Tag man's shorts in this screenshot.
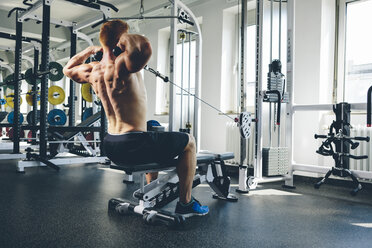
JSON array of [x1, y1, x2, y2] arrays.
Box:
[[103, 131, 189, 165]]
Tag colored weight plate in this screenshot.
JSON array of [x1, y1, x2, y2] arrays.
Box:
[[8, 128, 25, 141], [47, 109, 67, 126], [49, 62, 64, 82], [4, 73, 25, 90], [25, 68, 42, 85], [7, 111, 24, 124], [0, 111, 8, 122], [4, 74, 14, 90], [0, 99, 6, 105], [82, 107, 93, 121], [81, 83, 93, 102], [26, 90, 40, 106], [48, 85, 65, 105], [27, 130, 33, 142], [26, 110, 41, 125], [5, 94, 23, 109]]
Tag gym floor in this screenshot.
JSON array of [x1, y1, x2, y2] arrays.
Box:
[[1, 161, 372, 248]]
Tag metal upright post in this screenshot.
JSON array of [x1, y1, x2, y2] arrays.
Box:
[[240, 0, 248, 166], [255, 0, 264, 180], [40, 0, 51, 158], [13, 10, 23, 154], [69, 30, 77, 126], [100, 108, 107, 156], [169, 0, 178, 132], [237, 0, 249, 193], [32, 48, 39, 144], [285, 0, 295, 187]]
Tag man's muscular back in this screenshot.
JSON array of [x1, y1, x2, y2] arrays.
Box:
[[63, 20, 152, 134]]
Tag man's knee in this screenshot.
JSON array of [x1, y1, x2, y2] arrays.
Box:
[[184, 134, 195, 152]]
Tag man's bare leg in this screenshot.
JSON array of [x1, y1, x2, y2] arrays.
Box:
[[145, 172, 158, 184], [176, 134, 196, 204]]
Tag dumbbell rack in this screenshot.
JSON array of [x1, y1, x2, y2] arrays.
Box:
[[314, 102, 370, 195]]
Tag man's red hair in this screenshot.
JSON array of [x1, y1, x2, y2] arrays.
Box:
[[99, 20, 129, 48]]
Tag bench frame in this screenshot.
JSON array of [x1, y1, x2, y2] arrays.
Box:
[[108, 152, 237, 226]]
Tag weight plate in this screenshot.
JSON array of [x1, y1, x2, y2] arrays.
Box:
[[47, 109, 67, 126], [49, 62, 64, 82], [5, 94, 23, 109], [7, 111, 24, 124], [0, 111, 8, 122], [4, 74, 14, 90], [25, 68, 42, 85], [48, 85, 65, 105], [81, 83, 93, 102], [26, 90, 40, 106], [8, 128, 25, 141], [26, 110, 41, 125], [82, 107, 93, 121]]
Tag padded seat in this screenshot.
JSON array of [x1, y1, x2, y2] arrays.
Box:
[[199, 151, 234, 161], [110, 153, 216, 174]]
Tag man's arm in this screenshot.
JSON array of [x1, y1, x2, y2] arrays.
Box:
[[63, 46, 102, 84], [116, 34, 152, 74]]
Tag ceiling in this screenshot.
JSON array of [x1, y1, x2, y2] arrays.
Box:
[[0, 0, 206, 69]]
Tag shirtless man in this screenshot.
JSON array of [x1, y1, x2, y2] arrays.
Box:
[[63, 20, 208, 217]]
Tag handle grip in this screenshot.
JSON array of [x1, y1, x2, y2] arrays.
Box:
[[345, 154, 368, 160], [314, 134, 327, 139], [354, 136, 370, 142]]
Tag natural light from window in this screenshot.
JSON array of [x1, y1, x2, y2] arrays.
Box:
[[344, 0, 372, 103]]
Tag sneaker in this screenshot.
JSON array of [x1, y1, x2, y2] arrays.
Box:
[[175, 197, 209, 217]]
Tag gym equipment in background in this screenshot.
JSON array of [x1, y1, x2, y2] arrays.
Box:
[[82, 107, 93, 121], [144, 65, 253, 140], [109, 152, 236, 227], [47, 109, 67, 126], [7, 111, 24, 124], [26, 110, 40, 125], [81, 83, 93, 102], [26, 90, 40, 106], [314, 102, 370, 195], [5, 94, 23, 108], [48, 86, 65, 105]]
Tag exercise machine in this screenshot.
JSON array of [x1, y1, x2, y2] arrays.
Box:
[[314, 102, 369, 195], [109, 152, 237, 227]]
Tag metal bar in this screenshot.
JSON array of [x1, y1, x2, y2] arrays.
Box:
[[100, 107, 107, 156], [292, 163, 372, 180], [18, 0, 44, 21], [32, 47, 39, 144], [13, 11, 23, 154], [187, 32, 191, 124], [73, 14, 106, 33], [240, 0, 247, 165], [168, 0, 178, 132], [255, 0, 264, 179], [177, 1, 202, 150], [64, 0, 115, 11], [39, 0, 51, 158], [285, 0, 295, 187], [292, 103, 366, 112], [22, 14, 74, 27], [180, 33, 184, 129], [69, 29, 77, 126], [0, 32, 41, 44]]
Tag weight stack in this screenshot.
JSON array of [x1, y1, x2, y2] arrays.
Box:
[[262, 147, 289, 176]]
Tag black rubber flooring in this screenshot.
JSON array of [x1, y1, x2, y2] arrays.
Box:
[[0, 161, 372, 248]]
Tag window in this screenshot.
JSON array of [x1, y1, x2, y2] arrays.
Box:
[[340, 0, 372, 103]]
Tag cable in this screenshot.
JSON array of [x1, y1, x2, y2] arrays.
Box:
[[144, 65, 236, 121]]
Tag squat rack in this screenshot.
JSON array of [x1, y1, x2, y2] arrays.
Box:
[[8, 0, 118, 172]]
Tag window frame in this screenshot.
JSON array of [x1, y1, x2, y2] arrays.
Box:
[[336, 0, 371, 103]]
